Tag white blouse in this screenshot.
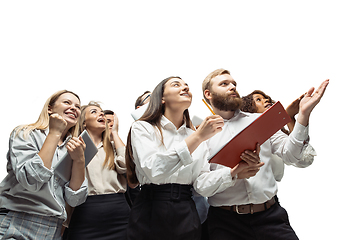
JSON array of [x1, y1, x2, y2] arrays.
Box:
[[130, 116, 237, 197]]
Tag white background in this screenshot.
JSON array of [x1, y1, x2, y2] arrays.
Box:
[[0, 1, 359, 239]]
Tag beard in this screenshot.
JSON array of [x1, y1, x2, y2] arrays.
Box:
[[210, 90, 243, 112]]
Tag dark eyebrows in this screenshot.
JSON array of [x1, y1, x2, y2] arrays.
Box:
[[170, 80, 188, 86], [170, 80, 181, 85]]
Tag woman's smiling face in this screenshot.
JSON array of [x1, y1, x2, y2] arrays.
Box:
[[162, 77, 192, 111], [48, 92, 81, 128]]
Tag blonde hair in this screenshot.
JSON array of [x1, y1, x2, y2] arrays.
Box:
[[202, 68, 231, 104], [15, 90, 80, 138], [77, 101, 115, 170]]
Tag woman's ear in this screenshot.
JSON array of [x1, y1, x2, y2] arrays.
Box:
[[48, 105, 53, 115]]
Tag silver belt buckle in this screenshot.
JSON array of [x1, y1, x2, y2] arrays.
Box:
[[235, 205, 247, 214], [235, 205, 242, 214], [235, 204, 254, 214]]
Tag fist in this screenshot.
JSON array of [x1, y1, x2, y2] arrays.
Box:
[[49, 113, 67, 135]]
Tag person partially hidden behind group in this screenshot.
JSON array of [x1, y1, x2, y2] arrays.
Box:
[[0, 90, 88, 240], [64, 102, 129, 239], [125, 76, 263, 240], [135, 91, 151, 109], [241, 90, 317, 181]]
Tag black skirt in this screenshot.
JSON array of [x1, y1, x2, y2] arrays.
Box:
[[65, 192, 130, 240], [127, 184, 201, 240]]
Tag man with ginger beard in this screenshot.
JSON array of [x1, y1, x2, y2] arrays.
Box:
[[202, 69, 329, 240]]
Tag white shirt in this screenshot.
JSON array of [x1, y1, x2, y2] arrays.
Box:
[[130, 116, 237, 197], [0, 128, 88, 220], [206, 110, 310, 206]]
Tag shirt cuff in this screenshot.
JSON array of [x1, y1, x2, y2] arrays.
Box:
[[175, 140, 193, 166], [224, 167, 237, 186], [64, 178, 88, 207], [32, 157, 53, 182], [115, 146, 126, 157], [292, 121, 309, 142]]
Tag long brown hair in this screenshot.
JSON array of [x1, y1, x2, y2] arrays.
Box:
[[125, 76, 192, 185], [15, 90, 80, 138], [77, 101, 115, 170]]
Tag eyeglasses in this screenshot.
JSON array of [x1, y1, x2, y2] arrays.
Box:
[[140, 94, 151, 106]]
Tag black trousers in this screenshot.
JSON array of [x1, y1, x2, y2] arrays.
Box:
[[65, 193, 130, 240], [127, 184, 201, 240], [207, 196, 299, 240]]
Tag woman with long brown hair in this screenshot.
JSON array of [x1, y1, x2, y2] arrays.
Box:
[[65, 102, 129, 239], [125, 77, 262, 240], [0, 90, 88, 240]]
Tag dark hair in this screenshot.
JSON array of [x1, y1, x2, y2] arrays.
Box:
[[241, 90, 289, 135], [103, 110, 114, 115], [241, 90, 274, 113], [125, 76, 192, 185], [135, 91, 151, 109]]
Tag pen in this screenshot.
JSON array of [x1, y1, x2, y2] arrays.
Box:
[[202, 99, 216, 115]]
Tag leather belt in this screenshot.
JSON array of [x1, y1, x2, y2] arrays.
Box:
[[219, 197, 276, 214]]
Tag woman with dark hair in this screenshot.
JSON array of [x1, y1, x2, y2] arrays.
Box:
[[241, 90, 317, 181], [125, 77, 263, 240]]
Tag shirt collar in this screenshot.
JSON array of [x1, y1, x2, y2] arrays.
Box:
[[235, 110, 249, 118], [224, 110, 249, 122], [160, 115, 187, 131]]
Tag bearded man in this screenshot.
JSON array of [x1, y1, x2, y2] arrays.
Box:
[[202, 69, 329, 240]]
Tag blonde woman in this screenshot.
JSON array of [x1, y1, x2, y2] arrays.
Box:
[[65, 102, 129, 239], [0, 90, 88, 240]]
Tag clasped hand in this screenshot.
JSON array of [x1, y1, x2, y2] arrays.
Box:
[[231, 143, 264, 179]]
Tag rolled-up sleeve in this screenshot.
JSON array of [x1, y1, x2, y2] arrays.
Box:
[[114, 146, 127, 174], [64, 178, 88, 207], [9, 130, 53, 192]]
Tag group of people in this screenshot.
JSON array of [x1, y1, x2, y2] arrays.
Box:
[[0, 68, 329, 240]]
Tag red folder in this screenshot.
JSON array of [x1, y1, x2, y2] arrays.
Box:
[[209, 101, 291, 168]]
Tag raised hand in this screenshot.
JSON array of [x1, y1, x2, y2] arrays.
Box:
[[196, 115, 224, 142], [286, 94, 305, 118], [110, 113, 119, 136], [48, 113, 67, 136], [185, 115, 224, 154], [297, 79, 329, 126], [66, 136, 86, 164]]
